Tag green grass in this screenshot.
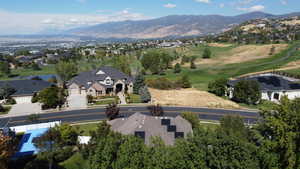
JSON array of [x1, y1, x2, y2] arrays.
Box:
[[0, 65, 56, 80], [60, 153, 89, 169], [73, 122, 100, 135], [127, 94, 142, 103]]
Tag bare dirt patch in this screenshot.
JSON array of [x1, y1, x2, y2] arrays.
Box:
[[196, 44, 288, 65], [149, 88, 240, 109]]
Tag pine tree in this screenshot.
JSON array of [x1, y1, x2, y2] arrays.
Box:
[[133, 74, 145, 94], [173, 63, 181, 73]]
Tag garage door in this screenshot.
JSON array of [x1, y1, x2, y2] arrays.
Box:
[[69, 88, 80, 95], [14, 96, 33, 104]]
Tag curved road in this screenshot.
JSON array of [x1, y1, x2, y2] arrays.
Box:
[[0, 106, 259, 127]]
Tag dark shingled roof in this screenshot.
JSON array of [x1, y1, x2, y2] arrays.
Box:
[[0, 80, 53, 96], [68, 66, 133, 89], [228, 75, 300, 91]]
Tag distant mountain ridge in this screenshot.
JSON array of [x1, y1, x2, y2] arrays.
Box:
[[66, 12, 300, 39]]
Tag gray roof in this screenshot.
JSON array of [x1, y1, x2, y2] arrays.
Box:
[[68, 66, 133, 89], [0, 80, 53, 96], [228, 74, 300, 91], [108, 113, 193, 145]]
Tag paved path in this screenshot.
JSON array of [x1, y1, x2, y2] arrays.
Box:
[[117, 92, 127, 105], [0, 106, 259, 128], [8, 103, 42, 117], [67, 94, 87, 109]]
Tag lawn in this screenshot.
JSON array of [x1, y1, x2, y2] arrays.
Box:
[[0, 65, 56, 80], [127, 94, 142, 103], [72, 122, 100, 136], [200, 121, 220, 131]]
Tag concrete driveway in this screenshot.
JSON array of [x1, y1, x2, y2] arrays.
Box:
[[67, 94, 87, 109], [9, 103, 42, 117]]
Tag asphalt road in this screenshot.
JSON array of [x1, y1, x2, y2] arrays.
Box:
[[0, 106, 260, 128]]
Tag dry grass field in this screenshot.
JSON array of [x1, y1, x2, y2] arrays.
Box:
[[149, 88, 240, 109], [196, 44, 288, 65]]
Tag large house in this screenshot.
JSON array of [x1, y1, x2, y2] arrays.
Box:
[[108, 112, 193, 145], [227, 73, 300, 102], [0, 80, 53, 104], [68, 66, 134, 97]]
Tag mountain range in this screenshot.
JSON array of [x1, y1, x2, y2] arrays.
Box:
[[66, 12, 300, 39]]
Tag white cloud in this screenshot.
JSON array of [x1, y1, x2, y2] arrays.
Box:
[[237, 5, 265, 12], [164, 3, 177, 8], [0, 9, 149, 35], [194, 0, 210, 4], [219, 3, 225, 8]]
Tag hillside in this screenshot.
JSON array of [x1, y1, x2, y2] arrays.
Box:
[[214, 16, 300, 43], [66, 12, 300, 39]]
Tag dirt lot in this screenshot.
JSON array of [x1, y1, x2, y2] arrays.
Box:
[[149, 88, 240, 109], [197, 44, 288, 65]]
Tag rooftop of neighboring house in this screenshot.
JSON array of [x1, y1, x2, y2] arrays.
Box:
[[228, 73, 300, 91], [68, 66, 133, 89], [0, 79, 53, 97], [108, 112, 193, 145]]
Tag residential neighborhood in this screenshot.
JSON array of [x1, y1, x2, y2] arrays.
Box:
[[1, 1, 300, 169]]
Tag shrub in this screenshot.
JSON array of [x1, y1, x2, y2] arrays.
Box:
[[146, 78, 176, 90], [0, 104, 4, 112], [202, 47, 212, 59], [208, 78, 228, 96], [181, 112, 200, 129], [31, 93, 39, 103], [233, 80, 261, 105], [5, 97, 16, 105], [176, 75, 191, 88], [87, 95, 94, 104], [173, 63, 181, 74], [139, 86, 151, 103]]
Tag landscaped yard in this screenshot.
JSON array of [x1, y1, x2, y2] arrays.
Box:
[[60, 152, 89, 169], [127, 94, 142, 103], [72, 122, 100, 135]]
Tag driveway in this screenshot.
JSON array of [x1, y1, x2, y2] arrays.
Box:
[[67, 94, 87, 109], [9, 103, 42, 117]]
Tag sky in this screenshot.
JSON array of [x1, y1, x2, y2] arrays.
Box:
[[0, 0, 299, 35]]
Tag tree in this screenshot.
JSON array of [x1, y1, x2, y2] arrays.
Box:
[[55, 124, 78, 146], [0, 84, 16, 101], [33, 128, 61, 169], [190, 56, 197, 69], [258, 97, 300, 169], [233, 80, 261, 105], [173, 63, 181, 74], [139, 86, 151, 103], [31, 62, 41, 70], [148, 104, 164, 116], [141, 50, 174, 74], [220, 115, 249, 141], [37, 86, 66, 109], [112, 55, 131, 76], [0, 131, 14, 169], [269, 46, 276, 56], [105, 103, 120, 120], [133, 74, 145, 94], [181, 112, 200, 129], [0, 61, 10, 76], [55, 61, 78, 86], [208, 78, 228, 96], [202, 47, 212, 59], [0, 104, 4, 113]]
